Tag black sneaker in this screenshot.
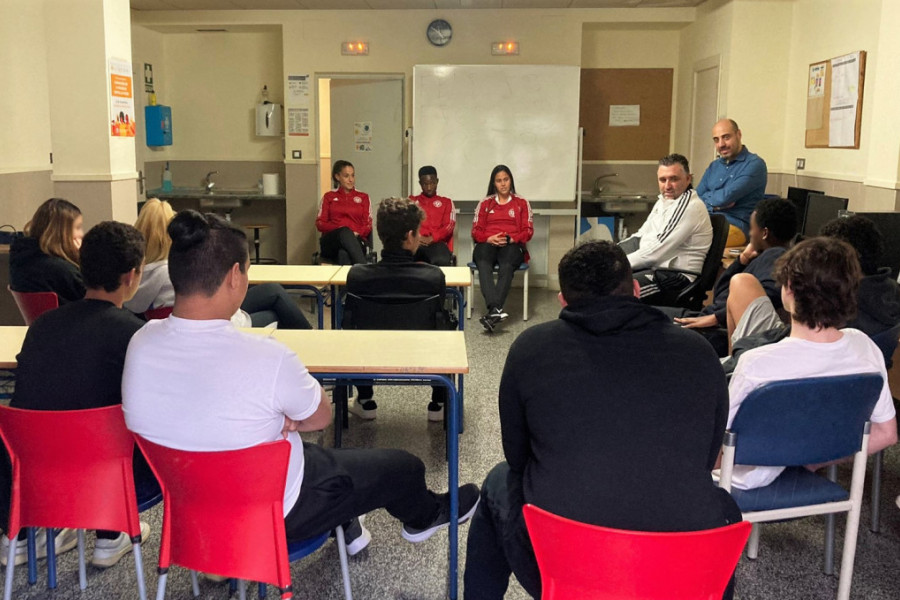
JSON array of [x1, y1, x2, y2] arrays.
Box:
[[401, 483, 481, 543], [341, 516, 372, 556], [494, 307, 509, 322], [479, 314, 496, 332]]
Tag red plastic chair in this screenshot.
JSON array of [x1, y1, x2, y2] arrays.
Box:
[[0, 405, 153, 600], [143, 306, 173, 320], [522, 504, 751, 600], [133, 436, 352, 600], [7, 286, 59, 325]]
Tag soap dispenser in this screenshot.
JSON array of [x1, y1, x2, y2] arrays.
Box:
[[255, 85, 282, 137], [162, 162, 173, 192]]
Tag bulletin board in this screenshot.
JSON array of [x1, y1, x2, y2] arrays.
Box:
[[579, 68, 673, 161], [805, 51, 866, 149]]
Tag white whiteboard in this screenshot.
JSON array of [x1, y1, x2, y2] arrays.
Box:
[[412, 65, 580, 203]]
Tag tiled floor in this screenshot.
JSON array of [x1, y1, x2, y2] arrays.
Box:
[[6, 288, 900, 599]]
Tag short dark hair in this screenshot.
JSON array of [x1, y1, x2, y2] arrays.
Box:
[[418, 165, 437, 179], [486, 165, 516, 197], [658, 153, 690, 174], [167, 210, 249, 297], [558, 241, 633, 305], [753, 198, 798, 244], [80, 221, 145, 293], [819, 215, 885, 276], [774, 237, 860, 330], [376, 197, 425, 252], [331, 160, 354, 189]]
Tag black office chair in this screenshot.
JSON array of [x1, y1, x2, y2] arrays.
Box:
[[341, 293, 451, 331], [652, 214, 731, 311], [866, 321, 900, 533]]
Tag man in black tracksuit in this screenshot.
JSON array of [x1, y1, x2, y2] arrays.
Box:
[[345, 197, 450, 421], [463, 241, 742, 599]]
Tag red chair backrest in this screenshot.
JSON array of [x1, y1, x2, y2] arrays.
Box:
[[0, 405, 143, 539], [523, 504, 751, 600], [144, 306, 173, 320], [8, 286, 59, 325], [133, 436, 292, 589]]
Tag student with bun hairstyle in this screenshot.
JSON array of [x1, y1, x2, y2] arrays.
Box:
[[126, 201, 311, 330], [316, 160, 372, 265], [123, 210, 480, 560], [471, 165, 533, 331], [9, 197, 86, 303]]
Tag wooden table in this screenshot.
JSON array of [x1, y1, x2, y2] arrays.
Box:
[[330, 266, 471, 330], [0, 326, 470, 599], [247, 265, 342, 329]]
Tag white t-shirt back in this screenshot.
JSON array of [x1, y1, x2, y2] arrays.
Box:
[[727, 328, 896, 490], [122, 316, 321, 514]]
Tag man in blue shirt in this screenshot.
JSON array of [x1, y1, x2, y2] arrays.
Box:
[[696, 119, 768, 247]]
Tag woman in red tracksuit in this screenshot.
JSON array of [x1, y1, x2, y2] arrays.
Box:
[[472, 164, 534, 330], [316, 160, 372, 265]]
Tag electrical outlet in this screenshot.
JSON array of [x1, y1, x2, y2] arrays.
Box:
[[292, 150, 302, 159], [796, 158, 806, 170]]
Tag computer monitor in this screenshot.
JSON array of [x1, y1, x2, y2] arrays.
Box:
[[857, 212, 900, 279], [803, 195, 848, 237], [786, 186, 824, 231]]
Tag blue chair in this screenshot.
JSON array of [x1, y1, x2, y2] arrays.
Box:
[[466, 262, 529, 321], [719, 373, 883, 600], [866, 321, 900, 532]]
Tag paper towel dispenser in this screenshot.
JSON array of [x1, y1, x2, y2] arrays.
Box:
[[256, 103, 282, 137], [145, 105, 173, 146]]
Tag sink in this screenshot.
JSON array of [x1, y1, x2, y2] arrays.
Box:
[[582, 193, 655, 213]]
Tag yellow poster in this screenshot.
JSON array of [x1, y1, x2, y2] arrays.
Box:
[[109, 58, 135, 137]]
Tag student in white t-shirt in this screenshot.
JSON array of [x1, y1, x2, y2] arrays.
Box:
[[727, 237, 898, 490], [122, 210, 479, 558]]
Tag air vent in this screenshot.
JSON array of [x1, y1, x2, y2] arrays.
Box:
[[196, 28, 227, 32]]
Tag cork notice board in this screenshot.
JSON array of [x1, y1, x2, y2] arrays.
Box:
[[805, 51, 866, 149], [580, 68, 673, 160]]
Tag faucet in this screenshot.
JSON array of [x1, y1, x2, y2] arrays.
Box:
[[592, 172, 619, 196], [205, 171, 218, 193]]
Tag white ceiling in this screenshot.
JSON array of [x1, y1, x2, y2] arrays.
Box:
[[131, 0, 707, 11]]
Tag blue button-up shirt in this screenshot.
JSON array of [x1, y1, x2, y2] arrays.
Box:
[[695, 146, 767, 236]]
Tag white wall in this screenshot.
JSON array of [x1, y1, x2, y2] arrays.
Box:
[[132, 23, 173, 172], [780, 0, 881, 182], [0, 0, 52, 174], [581, 24, 681, 70], [162, 30, 284, 162]]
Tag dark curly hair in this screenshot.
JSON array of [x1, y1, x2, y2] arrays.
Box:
[[376, 197, 425, 252], [753, 198, 798, 244], [819, 215, 884, 276], [774, 237, 860, 330], [80, 221, 145, 293], [558, 241, 633, 305]]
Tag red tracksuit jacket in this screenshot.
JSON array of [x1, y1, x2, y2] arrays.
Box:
[[316, 187, 372, 238], [410, 193, 456, 249], [471, 193, 534, 245]]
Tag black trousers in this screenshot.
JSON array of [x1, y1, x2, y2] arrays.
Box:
[[473, 243, 524, 312], [242, 283, 312, 330], [633, 269, 691, 306], [283, 443, 440, 542], [415, 242, 453, 266], [320, 227, 367, 265]]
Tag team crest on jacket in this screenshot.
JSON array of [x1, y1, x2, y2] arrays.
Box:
[[508, 208, 515, 218], [353, 196, 362, 204], [433, 200, 442, 207]]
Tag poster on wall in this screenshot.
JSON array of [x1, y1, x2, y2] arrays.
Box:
[[287, 74, 311, 136], [354, 121, 372, 152], [109, 58, 135, 137]]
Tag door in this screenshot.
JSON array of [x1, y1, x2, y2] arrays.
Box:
[[689, 61, 720, 174], [323, 77, 404, 254]]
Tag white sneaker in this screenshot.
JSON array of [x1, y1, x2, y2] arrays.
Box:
[[0, 528, 79, 566], [91, 522, 150, 568], [341, 515, 371, 556], [348, 399, 377, 420]]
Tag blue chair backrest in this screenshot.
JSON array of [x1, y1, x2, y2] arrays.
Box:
[[729, 373, 883, 467], [870, 322, 900, 369]]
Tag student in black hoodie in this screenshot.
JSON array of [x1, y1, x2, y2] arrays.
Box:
[[463, 241, 741, 600], [344, 197, 451, 422], [9, 198, 86, 303]]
